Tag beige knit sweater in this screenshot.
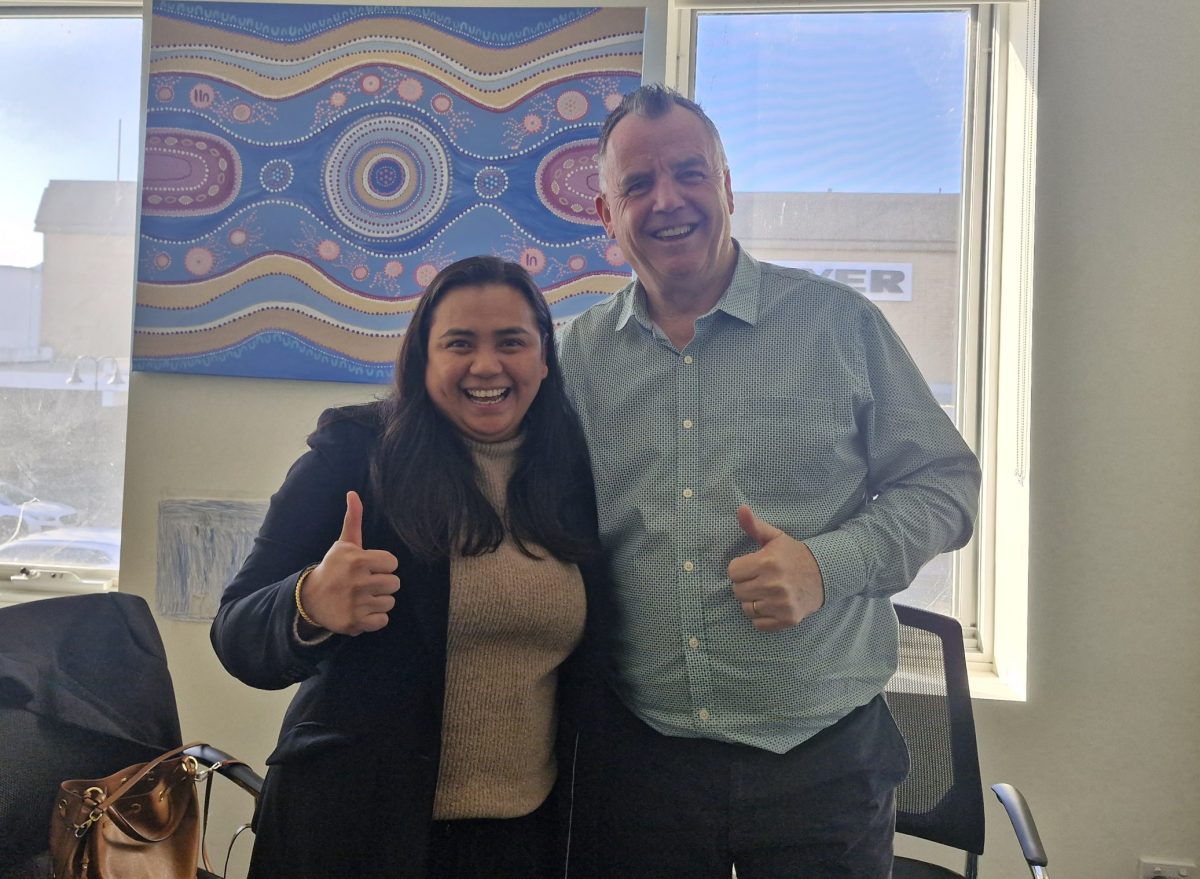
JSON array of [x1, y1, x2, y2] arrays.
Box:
[[431, 435, 586, 820]]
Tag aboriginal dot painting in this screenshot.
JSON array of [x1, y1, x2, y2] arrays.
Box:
[[134, 3, 644, 383]]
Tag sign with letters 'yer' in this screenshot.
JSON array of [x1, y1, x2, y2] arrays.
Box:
[[780, 261, 913, 302]]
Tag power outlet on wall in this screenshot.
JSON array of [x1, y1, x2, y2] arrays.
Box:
[[1138, 857, 1197, 879]]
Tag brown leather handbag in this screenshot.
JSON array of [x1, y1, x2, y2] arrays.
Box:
[[49, 743, 203, 879]]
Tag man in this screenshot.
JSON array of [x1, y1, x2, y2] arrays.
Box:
[[557, 83, 982, 877]]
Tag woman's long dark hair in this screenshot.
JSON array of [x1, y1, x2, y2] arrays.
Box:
[[370, 255, 596, 564]]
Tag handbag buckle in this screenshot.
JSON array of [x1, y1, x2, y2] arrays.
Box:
[[190, 756, 221, 783], [71, 787, 107, 837], [157, 755, 200, 799], [72, 807, 104, 838]]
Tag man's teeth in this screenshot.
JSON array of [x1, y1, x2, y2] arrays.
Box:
[[654, 225, 693, 239], [465, 388, 508, 403]]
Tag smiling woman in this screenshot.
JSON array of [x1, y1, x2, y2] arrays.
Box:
[[209, 256, 605, 877]]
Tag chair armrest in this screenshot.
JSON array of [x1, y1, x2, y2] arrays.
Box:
[[991, 783, 1048, 869], [185, 743, 264, 801]]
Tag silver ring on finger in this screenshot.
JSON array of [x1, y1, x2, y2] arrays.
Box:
[[751, 599, 760, 618]]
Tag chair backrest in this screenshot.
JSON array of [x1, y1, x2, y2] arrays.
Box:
[[885, 603, 986, 856], [0, 593, 183, 875]]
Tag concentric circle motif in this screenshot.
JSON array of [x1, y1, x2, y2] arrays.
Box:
[[415, 262, 439, 286], [474, 167, 508, 200], [555, 90, 589, 122], [184, 246, 215, 276], [323, 115, 450, 240], [261, 159, 294, 192], [535, 139, 602, 225], [142, 128, 241, 217]]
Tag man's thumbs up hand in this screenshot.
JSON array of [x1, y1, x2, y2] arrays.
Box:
[[727, 504, 825, 631], [736, 504, 784, 548], [297, 491, 401, 636]]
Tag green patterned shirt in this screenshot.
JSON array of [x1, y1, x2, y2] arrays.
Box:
[[557, 245, 980, 753]]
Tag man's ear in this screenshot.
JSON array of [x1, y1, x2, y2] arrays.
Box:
[[724, 168, 735, 215], [596, 194, 616, 238]]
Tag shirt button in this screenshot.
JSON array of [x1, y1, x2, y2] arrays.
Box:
[[682, 560, 695, 572], [698, 708, 711, 721], [683, 355, 694, 365], [688, 636, 699, 649], [682, 488, 694, 498], [682, 419, 694, 429]]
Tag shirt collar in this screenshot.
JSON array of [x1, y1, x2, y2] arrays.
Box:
[[612, 241, 762, 333], [717, 244, 762, 327]]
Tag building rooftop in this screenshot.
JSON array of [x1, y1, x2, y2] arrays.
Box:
[[34, 180, 138, 236], [731, 191, 959, 252]]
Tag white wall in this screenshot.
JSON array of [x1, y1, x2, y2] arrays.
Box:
[[116, 0, 1200, 876], [969, 0, 1200, 875]]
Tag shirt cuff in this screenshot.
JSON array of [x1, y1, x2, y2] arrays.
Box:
[[804, 528, 867, 604]]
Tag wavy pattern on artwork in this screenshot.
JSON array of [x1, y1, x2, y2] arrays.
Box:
[[135, 2, 643, 383], [147, 14, 643, 102], [134, 269, 630, 380]]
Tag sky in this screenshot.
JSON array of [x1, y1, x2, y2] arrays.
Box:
[[0, 10, 967, 268], [695, 10, 968, 194], [0, 17, 143, 267]]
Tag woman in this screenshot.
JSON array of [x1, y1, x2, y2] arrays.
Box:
[[210, 256, 605, 879]]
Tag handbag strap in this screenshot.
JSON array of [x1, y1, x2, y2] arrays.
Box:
[[73, 742, 204, 842], [196, 754, 247, 874]]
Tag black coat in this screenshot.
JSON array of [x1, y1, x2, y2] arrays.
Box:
[[210, 405, 607, 879]]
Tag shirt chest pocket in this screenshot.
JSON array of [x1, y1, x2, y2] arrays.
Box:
[[726, 397, 863, 501]]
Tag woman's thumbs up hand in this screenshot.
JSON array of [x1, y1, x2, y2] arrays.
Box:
[[298, 491, 401, 635]]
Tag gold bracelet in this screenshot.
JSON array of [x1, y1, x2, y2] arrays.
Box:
[[294, 564, 320, 627]]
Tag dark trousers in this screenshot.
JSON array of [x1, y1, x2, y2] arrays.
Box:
[[577, 689, 909, 879], [426, 794, 558, 879]]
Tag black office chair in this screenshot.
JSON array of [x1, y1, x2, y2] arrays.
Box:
[[887, 603, 1049, 879], [0, 592, 260, 879]]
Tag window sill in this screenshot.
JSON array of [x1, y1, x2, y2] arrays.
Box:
[[0, 578, 116, 610], [964, 667, 1022, 701]]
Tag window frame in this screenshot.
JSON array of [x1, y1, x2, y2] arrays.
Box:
[[0, 2, 140, 600], [672, 0, 1037, 699]]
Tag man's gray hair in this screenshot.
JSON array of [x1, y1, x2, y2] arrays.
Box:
[[595, 83, 729, 189]]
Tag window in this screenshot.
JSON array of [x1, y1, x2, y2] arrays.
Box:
[[692, 7, 976, 621], [1, 0, 1036, 696], [0, 11, 142, 605], [679, 2, 1038, 692]]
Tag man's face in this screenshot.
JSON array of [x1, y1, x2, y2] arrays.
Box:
[[596, 104, 736, 306]]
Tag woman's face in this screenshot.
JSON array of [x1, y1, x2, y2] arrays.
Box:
[[424, 282, 549, 443]]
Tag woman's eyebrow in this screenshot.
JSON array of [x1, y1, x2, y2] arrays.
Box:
[[437, 326, 534, 338]]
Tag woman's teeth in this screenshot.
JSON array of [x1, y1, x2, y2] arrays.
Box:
[[465, 388, 509, 404]]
